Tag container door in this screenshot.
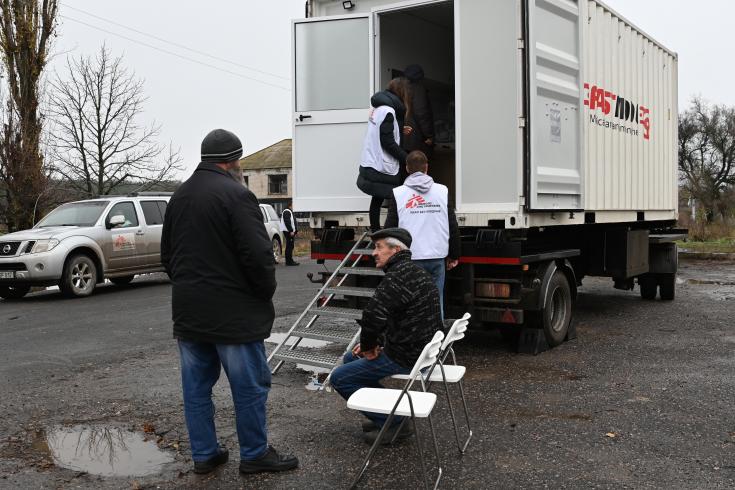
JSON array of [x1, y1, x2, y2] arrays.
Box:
[[292, 15, 372, 212], [526, 0, 584, 210]]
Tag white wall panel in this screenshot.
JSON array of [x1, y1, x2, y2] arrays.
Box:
[[583, 0, 677, 213]]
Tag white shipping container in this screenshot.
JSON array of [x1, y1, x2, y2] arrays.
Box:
[[293, 0, 678, 228]]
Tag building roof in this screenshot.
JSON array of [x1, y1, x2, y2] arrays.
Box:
[[239, 139, 292, 170]]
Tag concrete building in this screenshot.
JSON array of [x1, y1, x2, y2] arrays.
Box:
[[239, 139, 292, 215]]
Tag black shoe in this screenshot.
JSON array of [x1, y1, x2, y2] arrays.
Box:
[[239, 446, 299, 474], [286, 261, 300, 266], [362, 423, 414, 445], [193, 446, 229, 474], [362, 420, 379, 432]]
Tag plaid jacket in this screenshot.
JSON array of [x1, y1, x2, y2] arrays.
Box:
[[359, 249, 442, 368]]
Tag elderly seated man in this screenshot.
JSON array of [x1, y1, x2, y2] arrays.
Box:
[[330, 227, 443, 444]]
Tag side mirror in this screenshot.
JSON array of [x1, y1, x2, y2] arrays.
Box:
[[107, 215, 125, 229]]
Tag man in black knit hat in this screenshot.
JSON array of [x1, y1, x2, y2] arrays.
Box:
[[162, 129, 298, 475]]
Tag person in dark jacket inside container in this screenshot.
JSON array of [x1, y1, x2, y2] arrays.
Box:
[[330, 227, 442, 445], [356, 77, 412, 231], [161, 129, 298, 476], [402, 64, 435, 158]]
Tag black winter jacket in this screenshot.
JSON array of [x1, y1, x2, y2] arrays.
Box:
[[403, 80, 434, 154], [161, 163, 276, 344], [359, 250, 442, 368], [371, 90, 408, 166]]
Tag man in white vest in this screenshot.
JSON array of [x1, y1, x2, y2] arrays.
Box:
[[385, 151, 460, 318], [280, 201, 298, 266]]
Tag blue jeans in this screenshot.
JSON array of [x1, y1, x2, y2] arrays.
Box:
[[414, 258, 446, 320], [331, 351, 411, 427], [177, 340, 270, 462]]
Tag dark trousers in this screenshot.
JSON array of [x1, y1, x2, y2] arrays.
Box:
[[285, 232, 295, 264], [356, 166, 401, 231]]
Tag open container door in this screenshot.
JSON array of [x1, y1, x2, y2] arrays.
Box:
[[526, 0, 584, 211], [292, 15, 372, 212]]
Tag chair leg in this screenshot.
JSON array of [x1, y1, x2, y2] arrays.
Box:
[[457, 379, 473, 453], [442, 379, 464, 454], [412, 416, 431, 490], [349, 413, 396, 489], [426, 413, 443, 489]]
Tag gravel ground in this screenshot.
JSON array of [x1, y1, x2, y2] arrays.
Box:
[[1, 258, 734, 489]]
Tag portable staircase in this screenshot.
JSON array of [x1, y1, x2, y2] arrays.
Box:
[[267, 232, 382, 389]]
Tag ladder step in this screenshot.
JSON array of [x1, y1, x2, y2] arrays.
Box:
[[272, 348, 342, 370], [352, 248, 374, 255], [325, 286, 376, 298], [310, 306, 363, 319], [292, 323, 360, 343], [337, 267, 385, 277]]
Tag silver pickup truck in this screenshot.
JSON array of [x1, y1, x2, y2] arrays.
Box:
[[0, 194, 284, 299]]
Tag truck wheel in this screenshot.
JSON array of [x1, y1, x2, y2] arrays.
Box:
[[272, 237, 282, 263], [542, 270, 572, 347], [60, 254, 97, 298], [639, 276, 657, 300], [110, 276, 134, 286], [0, 285, 31, 300], [658, 273, 676, 301]]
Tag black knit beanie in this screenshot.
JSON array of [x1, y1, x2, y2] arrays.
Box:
[[201, 129, 243, 163]]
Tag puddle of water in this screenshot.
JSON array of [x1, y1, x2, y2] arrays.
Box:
[[266, 332, 332, 348], [46, 425, 173, 477]]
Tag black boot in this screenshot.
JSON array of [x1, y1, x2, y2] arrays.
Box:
[[239, 446, 299, 474], [193, 446, 229, 474]]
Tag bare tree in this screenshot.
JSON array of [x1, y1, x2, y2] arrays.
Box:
[[679, 98, 735, 222], [49, 45, 182, 197], [0, 0, 58, 231]]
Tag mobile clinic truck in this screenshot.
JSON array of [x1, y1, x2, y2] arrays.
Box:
[[292, 0, 683, 351]]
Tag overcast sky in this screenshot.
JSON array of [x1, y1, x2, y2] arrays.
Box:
[[50, 0, 735, 179]]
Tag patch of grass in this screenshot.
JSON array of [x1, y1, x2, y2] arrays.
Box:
[[293, 237, 311, 257], [677, 238, 735, 254]]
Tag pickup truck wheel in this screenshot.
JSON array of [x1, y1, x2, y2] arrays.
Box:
[[658, 273, 676, 301], [60, 254, 97, 298], [0, 285, 31, 300], [639, 276, 657, 300], [110, 276, 134, 286], [542, 270, 572, 347], [272, 237, 282, 263]]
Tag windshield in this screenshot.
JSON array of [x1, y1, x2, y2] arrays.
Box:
[[36, 201, 109, 228]]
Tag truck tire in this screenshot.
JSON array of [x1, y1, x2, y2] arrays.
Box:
[[541, 270, 572, 347], [60, 254, 97, 298], [639, 276, 657, 300], [110, 276, 134, 286], [272, 237, 282, 264], [0, 285, 31, 300], [658, 273, 676, 301]]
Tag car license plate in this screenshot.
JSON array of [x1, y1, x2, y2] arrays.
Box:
[[0, 271, 14, 279]]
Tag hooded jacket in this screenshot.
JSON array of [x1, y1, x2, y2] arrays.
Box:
[[402, 66, 434, 154], [161, 162, 277, 344], [385, 172, 461, 260], [370, 90, 408, 166], [359, 249, 442, 368]]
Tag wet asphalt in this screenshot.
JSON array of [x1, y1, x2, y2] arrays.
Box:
[[0, 258, 734, 489]]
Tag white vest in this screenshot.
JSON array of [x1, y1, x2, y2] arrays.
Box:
[[280, 208, 295, 232], [359, 105, 400, 176], [393, 182, 450, 260]]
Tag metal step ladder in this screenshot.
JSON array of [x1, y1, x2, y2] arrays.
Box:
[[267, 232, 382, 389]]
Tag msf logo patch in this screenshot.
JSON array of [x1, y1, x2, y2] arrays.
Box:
[[583, 83, 651, 141], [405, 195, 427, 209]]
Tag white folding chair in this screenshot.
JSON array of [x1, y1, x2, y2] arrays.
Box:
[[393, 312, 473, 454], [346, 330, 445, 490]]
